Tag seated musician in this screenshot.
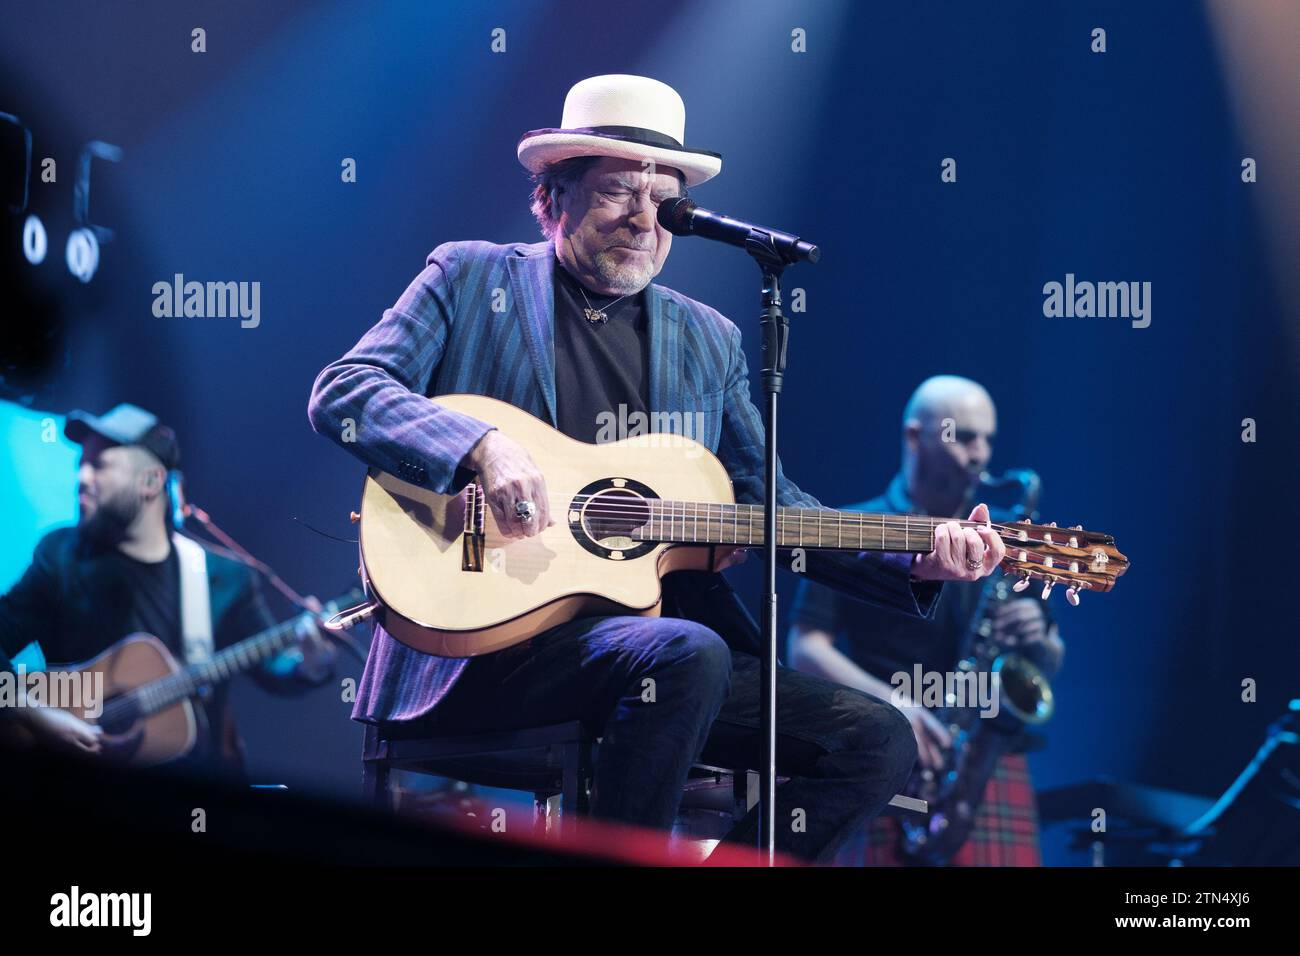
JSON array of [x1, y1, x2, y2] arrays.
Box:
[[308, 75, 1006, 862], [0, 404, 336, 778], [789, 376, 1064, 864]]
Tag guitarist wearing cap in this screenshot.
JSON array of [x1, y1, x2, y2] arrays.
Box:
[[309, 75, 1007, 862], [0, 404, 337, 778]]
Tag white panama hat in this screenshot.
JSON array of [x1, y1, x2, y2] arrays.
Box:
[[517, 74, 721, 187]]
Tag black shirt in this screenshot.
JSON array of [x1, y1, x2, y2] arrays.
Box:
[[0, 531, 197, 669], [106, 546, 183, 657], [552, 258, 650, 443], [789, 475, 982, 678], [789, 474, 1056, 679]]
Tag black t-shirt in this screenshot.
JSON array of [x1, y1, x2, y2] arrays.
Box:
[[0, 533, 193, 668], [552, 258, 650, 443], [105, 546, 220, 769], [789, 474, 1056, 680], [105, 546, 183, 655], [788, 478, 981, 678], [791, 548, 978, 678]]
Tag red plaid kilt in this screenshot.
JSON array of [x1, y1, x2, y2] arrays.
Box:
[[835, 752, 1042, 866]]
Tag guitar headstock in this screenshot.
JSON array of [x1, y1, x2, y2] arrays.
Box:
[[997, 520, 1128, 604]]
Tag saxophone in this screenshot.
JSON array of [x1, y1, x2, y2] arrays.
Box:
[[898, 469, 1056, 865]]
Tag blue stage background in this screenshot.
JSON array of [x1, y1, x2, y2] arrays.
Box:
[[3, 1, 1296, 863]]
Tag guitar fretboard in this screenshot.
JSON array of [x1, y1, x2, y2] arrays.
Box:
[[626, 502, 937, 552], [131, 615, 309, 717]]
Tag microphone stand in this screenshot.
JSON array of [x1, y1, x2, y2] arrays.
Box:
[[659, 196, 819, 862], [747, 234, 796, 864]]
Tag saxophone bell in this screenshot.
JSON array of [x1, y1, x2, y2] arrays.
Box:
[[991, 653, 1056, 726]]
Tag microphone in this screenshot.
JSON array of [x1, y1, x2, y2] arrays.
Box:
[[978, 468, 1041, 496], [977, 468, 1042, 521], [657, 197, 820, 265]]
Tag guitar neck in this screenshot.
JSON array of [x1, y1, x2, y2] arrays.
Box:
[[132, 614, 308, 717], [629, 501, 938, 552]]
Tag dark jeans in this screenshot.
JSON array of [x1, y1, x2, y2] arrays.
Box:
[[385, 615, 917, 863]]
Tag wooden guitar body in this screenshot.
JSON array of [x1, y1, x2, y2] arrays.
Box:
[[53, 634, 197, 766], [360, 393, 735, 657]]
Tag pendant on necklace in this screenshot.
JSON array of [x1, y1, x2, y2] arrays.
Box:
[[584, 308, 608, 324]]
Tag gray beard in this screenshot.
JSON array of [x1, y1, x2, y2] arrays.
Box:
[[590, 247, 654, 295]]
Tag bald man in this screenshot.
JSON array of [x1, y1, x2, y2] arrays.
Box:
[[788, 376, 1064, 866]]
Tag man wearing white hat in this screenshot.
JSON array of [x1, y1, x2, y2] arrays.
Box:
[[310, 74, 1003, 861]]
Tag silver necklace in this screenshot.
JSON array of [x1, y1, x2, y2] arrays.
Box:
[[577, 285, 632, 325], [564, 237, 634, 323]]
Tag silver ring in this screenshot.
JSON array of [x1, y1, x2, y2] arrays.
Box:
[[515, 500, 536, 521], [965, 554, 983, 571]]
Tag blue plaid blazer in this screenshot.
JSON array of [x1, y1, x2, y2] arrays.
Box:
[[309, 239, 938, 723]]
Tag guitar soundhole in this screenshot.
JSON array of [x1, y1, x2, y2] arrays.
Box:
[[582, 489, 650, 549], [98, 695, 140, 735], [570, 478, 660, 561]]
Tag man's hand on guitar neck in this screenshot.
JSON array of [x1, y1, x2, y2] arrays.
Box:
[[908, 503, 1006, 583], [291, 595, 338, 683], [464, 430, 556, 540]]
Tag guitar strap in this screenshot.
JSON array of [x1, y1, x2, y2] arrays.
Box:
[[172, 533, 214, 665]]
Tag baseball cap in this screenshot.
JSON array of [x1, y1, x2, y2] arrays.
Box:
[[64, 403, 181, 471]]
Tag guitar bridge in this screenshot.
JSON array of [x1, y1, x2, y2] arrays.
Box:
[[462, 482, 487, 571]]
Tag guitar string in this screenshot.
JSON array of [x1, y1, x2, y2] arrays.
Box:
[[468, 503, 1112, 576], [477, 492, 1094, 540], [576, 506, 1046, 537], [101, 620, 305, 723], [491, 521, 1085, 552], [505, 490, 1031, 524], [477, 499, 1093, 549], [481, 497, 1059, 535]]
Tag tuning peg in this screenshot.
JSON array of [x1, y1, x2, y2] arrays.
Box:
[[1066, 587, 1081, 606], [350, 511, 361, 523], [1041, 579, 1054, 600], [1012, 575, 1033, 592]]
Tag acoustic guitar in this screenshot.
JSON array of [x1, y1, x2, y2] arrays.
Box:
[[355, 394, 1128, 658], [14, 591, 360, 766]]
